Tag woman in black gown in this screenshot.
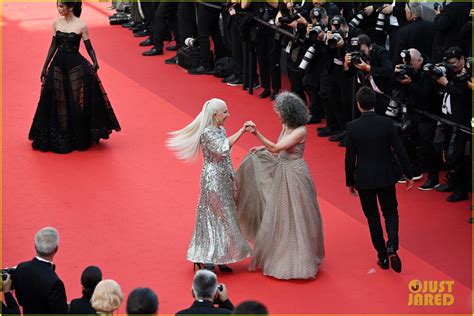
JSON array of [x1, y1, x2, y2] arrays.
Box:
[[29, 0, 121, 154]]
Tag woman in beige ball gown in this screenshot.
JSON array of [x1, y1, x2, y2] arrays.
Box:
[[236, 91, 325, 280]]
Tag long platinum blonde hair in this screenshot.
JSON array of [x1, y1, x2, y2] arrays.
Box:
[[167, 98, 226, 162]]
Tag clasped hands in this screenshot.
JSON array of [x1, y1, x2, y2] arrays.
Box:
[[243, 121, 265, 153]]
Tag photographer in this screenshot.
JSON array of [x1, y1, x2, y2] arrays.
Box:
[[392, 2, 434, 65], [176, 270, 233, 314], [344, 34, 393, 116], [1, 273, 20, 315], [432, 2, 471, 63], [394, 48, 441, 190], [320, 16, 353, 145], [253, 0, 281, 99], [275, 0, 314, 102], [434, 47, 471, 202], [302, 6, 330, 123]]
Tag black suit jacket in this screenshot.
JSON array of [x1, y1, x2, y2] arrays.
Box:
[[2, 292, 21, 314], [176, 299, 234, 315], [14, 258, 68, 314], [69, 296, 96, 314], [345, 112, 412, 190], [393, 18, 434, 64]]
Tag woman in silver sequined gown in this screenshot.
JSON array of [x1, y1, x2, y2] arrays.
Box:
[[235, 92, 325, 280], [167, 99, 251, 271]]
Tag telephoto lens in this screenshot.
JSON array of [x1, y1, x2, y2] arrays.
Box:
[[184, 38, 198, 47], [374, 9, 386, 32], [299, 45, 317, 70]]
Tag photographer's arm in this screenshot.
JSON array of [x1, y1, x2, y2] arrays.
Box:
[[2, 274, 20, 315]]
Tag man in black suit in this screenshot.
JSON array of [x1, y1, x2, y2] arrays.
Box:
[[13, 227, 68, 314], [345, 87, 414, 273], [392, 2, 434, 64], [176, 270, 233, 315]]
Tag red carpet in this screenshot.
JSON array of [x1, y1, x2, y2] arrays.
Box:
[[2, 2, 472, 314]]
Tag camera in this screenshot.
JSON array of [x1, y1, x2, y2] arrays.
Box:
[[327, 32, 343, 48], [400, 49, 411, 64], [299, 45, 317, 70], [307, 24, 325, 42], [433, 2, 444, 11], [184, 38, 199, 48], [374, 7, 387, 32], [109, 12, 131, 26], [395, 64, 415, 82], [279, 13, 300, 26], [350, 51, 365, 65], [1, 267, 16, 290], [422, 62, 451, 79], [348, 10, 366, 31], [259, 6, 274, 23]]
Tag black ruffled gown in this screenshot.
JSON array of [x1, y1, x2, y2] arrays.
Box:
[[29, 31, 121, 154]]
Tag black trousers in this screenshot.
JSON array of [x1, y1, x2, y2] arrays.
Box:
[[230, 15, 244, 78], [443, 124, 471, 194], [197, 4, 226, 68], [141, 2, 158, 30], [327, 66, 353, 131], [286, 57, 307, 103], [358, 185, 399, 259], [151, 2, 179, 48], [256, 31, 281, 92], [402, 118, 439, 181], [177, 2, 197, 47]]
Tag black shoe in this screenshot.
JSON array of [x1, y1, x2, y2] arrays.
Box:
[[227, 78, 243, 86], [139, 38, 153, 47], [134, 29, 149, 37], [317, 126, 329, 132], [418, 179, 440, 191], [318, 129, 339, 137], [165, 56, 177, 64], [436, 183, 453, 192], [222, 74, 238, 83], [270, 91, 279, 101], [387, 249, 402, 273], [329, 131, 345, 142], [338, 140, 346, 147], [193, 263, 203, 271], [469, 217, 473, 224], [188, 66, 214, 75], [447, 192, 469, 202], [307, 117, 322, 124], [377, 258, 389, 270], [203, 264, 215, 271], [122, 21, 134, 28], [142, 47, 163, 56], [218, 265, 233, 273], [259, 89, 271, 99], [166, 44, 179, 51]]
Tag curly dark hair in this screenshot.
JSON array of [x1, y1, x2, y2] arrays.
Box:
[[273, 91, 310, 128]]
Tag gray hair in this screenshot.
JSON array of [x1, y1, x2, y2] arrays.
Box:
[[192, 270, 218, 300], [273, 91, 310, 128], [407, 1, 423, 18], [35, 227, 59, 257]]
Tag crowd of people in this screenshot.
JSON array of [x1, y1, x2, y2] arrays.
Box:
[[1, 227, 269, 315], [109, 0, 472, 204]]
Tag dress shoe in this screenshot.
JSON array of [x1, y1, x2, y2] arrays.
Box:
[[469, 217, 473, 224], [259, 89, 271, 99], [142, 47, 163, 56], [122, 21, 134, 28], [418, 179, 440, 191], [222, 74, 238, 83], [436, 183, 453, 192], [134, 29, 149, 37], [270, 91, 278, 101], [165, 56, 177, 64], [139, 38, 153, 47], [243, 81, 260, 90], [188, 66, 214, 75], [203, 264, 215, 271], [317, 126, 329, 132], [218, 265, 233, 273], [227, 78, 243, 86], [338, 140, 346, 147], [329, 131, 345, 142], [318, 129, 339, 137], [447, 192, 469, 202], [166, 44, 179, 51], [387, 248, 402, 273], [398, 174, 422, 183], [377, 258, 389, 270]]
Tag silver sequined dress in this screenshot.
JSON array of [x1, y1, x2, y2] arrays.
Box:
[[187, 126, 251, 264]]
